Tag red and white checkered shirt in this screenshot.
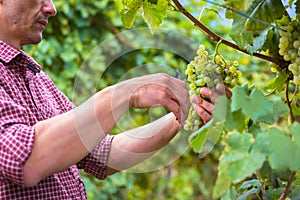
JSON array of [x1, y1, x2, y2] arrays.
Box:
[[0, 41, 113, 199]]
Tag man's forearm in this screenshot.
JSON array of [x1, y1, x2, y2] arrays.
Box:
[[107, 113, 180, 171]]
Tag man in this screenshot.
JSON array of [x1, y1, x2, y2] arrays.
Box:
[[0, 0, 213, 199]]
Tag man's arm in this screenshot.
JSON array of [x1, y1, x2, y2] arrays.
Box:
[[23, 73, 189, 187]]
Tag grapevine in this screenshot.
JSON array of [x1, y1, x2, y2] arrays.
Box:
[[183, 44, 242, 131], [278, 16, 300, 84]]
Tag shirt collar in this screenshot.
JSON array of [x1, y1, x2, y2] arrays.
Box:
[[0, 40, 41, 72], [0, 40, 21, 64]]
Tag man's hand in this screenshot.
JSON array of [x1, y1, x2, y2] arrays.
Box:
[[124, 73, 190, 124]]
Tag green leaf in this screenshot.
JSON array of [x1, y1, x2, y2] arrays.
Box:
[[237, 180, 261, 200], [213, 162, 232, 199], [268, 126, 300, 172], [228, 10, 253, 49], [121, 0, 143, 9], [246, 27, 270, 54], [224, 132, 267, 183], [229, 0, 285, 49], [222, 132, 254, 163], [189, 120, 224, 154], [225, 109, 245, 132], [232, 86, 273, 122], [224, 96, 245, 132], [119, 0, 143, 28], [213, 95, 227, 122], [266, 71, 288, 93], [244, 0, 285, 32], [290, 122, 300, 143], [142, 0, 169, 34], [120, 8, 140, 28], [220, 187, 237, 200], [189, 130, 208, 153], [214, 131, 268, 199], [256, 97, 289, 124]]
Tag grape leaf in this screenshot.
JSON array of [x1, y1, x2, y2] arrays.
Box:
[[189, 129, 208, 153], [268, 126, 300, 172], [246, 27, 269, 54], [119, 0, 169, 31], [213, 161, 232, 199], [120, 8, 140, 28], [189, 120, 224, 154], [223, 96, 246, 132], [142, 0, 169, 34], [237, 180, 261, 200], [225, 109, 245, 132], [121, 0, 143, 9], [223, 0, 250, 11], [214, 131, 268, 198], [231, 86, 273, 123], [220, 187, 237, 200], [213, 95, 227, 122], [266, 71, 288, 93], [244, 0, 285, 32], [291, 122, 300, 145], [256, 97, 289, 124], [228, 0, 285, 50], [289, 122, 300, 170], [222, 132, 268, 183], [120, 0, 143, 28]]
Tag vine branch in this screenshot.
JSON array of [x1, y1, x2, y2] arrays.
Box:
[[286, 81, 296, 123], [279, 171, 296, 200], [171, 0, 289, 67]]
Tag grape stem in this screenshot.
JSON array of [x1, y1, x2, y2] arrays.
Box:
[[213, 40, 222, 62], [171, 0, 289, 67]]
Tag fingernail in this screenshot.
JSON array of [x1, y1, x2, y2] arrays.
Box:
[[200, 87, 208, 94]]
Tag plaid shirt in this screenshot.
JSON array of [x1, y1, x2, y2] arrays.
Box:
[[0, 41, 113, 199]]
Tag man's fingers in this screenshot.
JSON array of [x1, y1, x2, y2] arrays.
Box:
[[216, 84, 232, 98], [194, 105, 211, 124], [192, 95, 214, 113], [199, 88, 219, 104], [192, 95, 213, 124]]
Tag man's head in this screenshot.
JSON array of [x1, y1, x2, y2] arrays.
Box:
[[0, 0, 56, 50]]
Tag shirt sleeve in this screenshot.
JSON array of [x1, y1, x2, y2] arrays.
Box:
[[0, 87, 35, 186], [77, 135, 114, 180]]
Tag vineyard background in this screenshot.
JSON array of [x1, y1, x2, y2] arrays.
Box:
[[24, 0, 300, 199]]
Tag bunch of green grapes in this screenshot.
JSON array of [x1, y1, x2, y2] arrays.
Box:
[[183, 44, 242, 131], [278, 16, 300, 84]]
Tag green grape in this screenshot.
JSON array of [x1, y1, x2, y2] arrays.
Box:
[[278, 17, 300, 85], [293, 40, 300, 49], [204, 76, 211, 83], [279, 36, 289, 48], [229, 66, 237, 73], [183, 44, 242, 131]]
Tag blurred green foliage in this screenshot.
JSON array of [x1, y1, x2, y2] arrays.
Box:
[[23, 0, 274, 199]]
